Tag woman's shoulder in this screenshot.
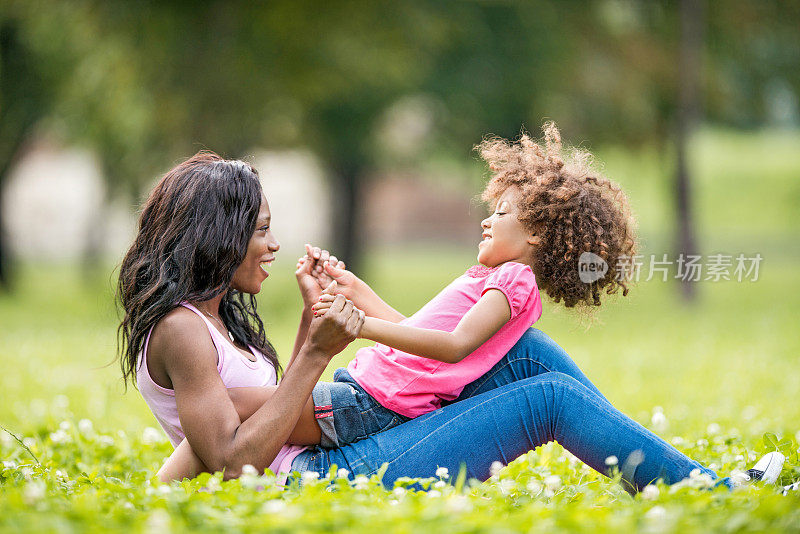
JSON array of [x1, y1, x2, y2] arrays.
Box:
[[148, 306, 216, 369]]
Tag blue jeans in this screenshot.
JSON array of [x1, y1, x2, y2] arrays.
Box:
[[293, 328, 719, 492]]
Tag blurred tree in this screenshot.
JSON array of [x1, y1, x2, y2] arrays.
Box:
[[0, 18, 54, 288], [1, 0, 798, 289]]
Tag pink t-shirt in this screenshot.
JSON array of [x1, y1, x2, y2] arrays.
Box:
[[136, 303, 306, 483], [348, 261, 542, 418]]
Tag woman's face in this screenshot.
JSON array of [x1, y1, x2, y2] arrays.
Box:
[[230, 193, 280, 294]]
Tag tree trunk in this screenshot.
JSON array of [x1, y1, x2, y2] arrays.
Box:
[[675, 0, 703, 301], [0, 22, 48, 291], [331, 162, 364, 277]]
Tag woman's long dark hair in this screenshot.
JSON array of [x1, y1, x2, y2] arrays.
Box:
[[117, 151, 280, 388]]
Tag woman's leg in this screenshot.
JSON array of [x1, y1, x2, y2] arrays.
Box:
[[317, 372, 716, 493], [452, 328, 608, 403]]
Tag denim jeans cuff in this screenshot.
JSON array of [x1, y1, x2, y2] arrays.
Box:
[[312, 382, 339, 448]]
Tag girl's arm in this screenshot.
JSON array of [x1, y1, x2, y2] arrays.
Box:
[[311, 256, 404, 323], [313, 288, 511, 364]]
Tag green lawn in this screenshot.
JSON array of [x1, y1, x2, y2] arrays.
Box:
[[1, 129, 799, 532]]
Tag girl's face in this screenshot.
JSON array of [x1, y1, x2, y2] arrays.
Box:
[[230, 193, 280, 294], [478, 187, 537, 268]]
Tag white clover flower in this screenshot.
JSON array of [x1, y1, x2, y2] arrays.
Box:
[[55, 469, 68, 480], [78, 419, 93, 435], [671, 436, 685, 446], [23, 437, 36, 449], [544, 475, 562, 492], [142, 427, 163, 445], [707, 423, 721, 435], [605, 455, 619, 466], [650, 411, 668, 431], [24, 481, 46, 504], [98, 436, 115, 447], [645, 505, 668, 522], [241, 464, 258, 476], [696, 439, 709, 447], [748, 451, 757, 461], [526, 480, 543, 495], [734, 454, 744, 462], [261, 500, 287, 514], [427, 490, 442, 498], [434, 480, 447, 489], [157, 484, 172, 495], [3, 461, 16, 470], [499, 479, 517, 495], [146, 510, 170, 532], [20, 467, 34, 480], [301, 471, 320, 484], [354, 474, 369, 490], [205, 476, 222, 493], [435, 466, 449, 479], [49, 429, 71, 444], [446, 495, 472, 513], [489, 461, 504, 477], [337, 468, 350, 479], [641, 484, 660, 500], [393, 487, 407, 498], [689, 468, 702, 479], [59, 421, 71, 431]]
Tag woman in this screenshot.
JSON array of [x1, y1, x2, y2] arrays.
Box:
[[118, 152, 781, 491]]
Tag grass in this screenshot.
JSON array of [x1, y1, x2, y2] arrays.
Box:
[[1, 128, 799, 532]]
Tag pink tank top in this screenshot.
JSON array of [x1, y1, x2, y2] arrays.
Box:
[[136, 302, 306, 481]]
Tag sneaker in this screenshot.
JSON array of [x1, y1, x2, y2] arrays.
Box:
[[741, 451, 785, 484]]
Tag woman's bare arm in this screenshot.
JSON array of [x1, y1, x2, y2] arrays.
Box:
[[152, 297, 361, 481], [157, 386, 321, 482]]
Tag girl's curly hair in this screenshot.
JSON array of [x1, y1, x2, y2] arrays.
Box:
[[479, 122, 637, 308]]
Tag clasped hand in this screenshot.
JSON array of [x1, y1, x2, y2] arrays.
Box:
[[296, 244, 366, 353]]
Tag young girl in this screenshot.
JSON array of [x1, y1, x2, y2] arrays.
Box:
[[306, 121, 636, 447]]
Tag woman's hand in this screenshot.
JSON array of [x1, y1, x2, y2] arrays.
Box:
[[306, 287, 365, 356], [295, 244, 346, 309]]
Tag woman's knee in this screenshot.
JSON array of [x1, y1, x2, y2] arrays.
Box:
[[519, 371, 586, 394], [508, 328, 572, 365]]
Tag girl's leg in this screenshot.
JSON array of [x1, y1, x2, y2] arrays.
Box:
[[453, 328, 608, 403], [319, 372, 715, 493]]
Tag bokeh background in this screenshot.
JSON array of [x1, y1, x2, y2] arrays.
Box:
[[1, 0, 799, 492]]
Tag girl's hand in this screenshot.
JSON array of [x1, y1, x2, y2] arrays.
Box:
[[295, 244, 346, 308], [319, 260, 360, 301], [312, 282, 365, 324], [304, 244, 346, 288]]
